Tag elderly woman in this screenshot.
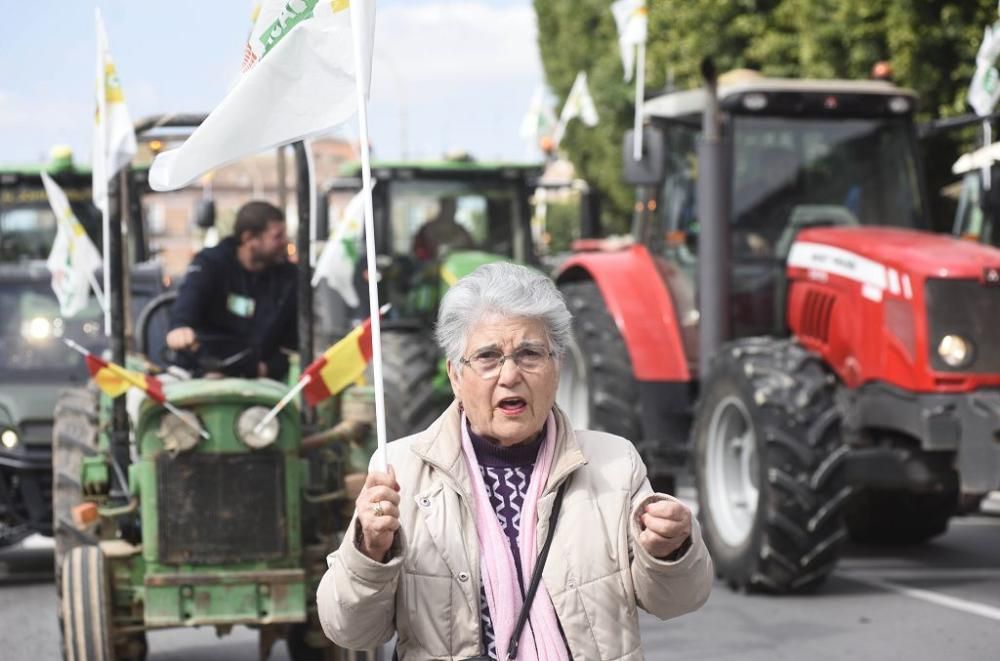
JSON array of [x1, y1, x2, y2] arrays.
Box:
[[318, 263, 712, 660]]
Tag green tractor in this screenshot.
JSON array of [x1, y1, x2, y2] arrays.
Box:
[[52, 116, 378, 660], [0, 149, 167, 548], [318, 158, 544, 440]]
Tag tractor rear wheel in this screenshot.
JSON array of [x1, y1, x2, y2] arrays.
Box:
[[693, 338, 849, 593], [382, 331, 450, 443], [558, 280, 641, 441], [60, 545, 113, 661]]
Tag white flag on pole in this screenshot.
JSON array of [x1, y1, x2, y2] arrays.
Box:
[[93, 8, 137, 215], [554, 71, 599, 147], [611, 0, 648, 82], [42, 173, 105, 318], [969, 23, 1000, 117], [312, 185, 369, 306], [150, 0, 376, 192]]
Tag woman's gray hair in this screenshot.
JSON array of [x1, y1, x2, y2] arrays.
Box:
[[435, 262, 573, 364]]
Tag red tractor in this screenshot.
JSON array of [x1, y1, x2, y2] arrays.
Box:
[[555, 64, 1000, 593]]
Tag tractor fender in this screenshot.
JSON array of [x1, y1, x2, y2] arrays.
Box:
[[556, 244, 690, 382]]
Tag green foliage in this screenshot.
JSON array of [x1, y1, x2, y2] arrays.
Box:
[[534, 0, 1000, 232]]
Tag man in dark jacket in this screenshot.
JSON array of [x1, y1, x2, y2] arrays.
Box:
[[166, 201, 297, 379]]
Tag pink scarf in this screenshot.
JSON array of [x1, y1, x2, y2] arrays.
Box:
[[460, 411, 570, 661]]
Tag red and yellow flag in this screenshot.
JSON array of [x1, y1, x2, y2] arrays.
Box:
[[85, 354, 166, 404], [302, 318, 374, 406]]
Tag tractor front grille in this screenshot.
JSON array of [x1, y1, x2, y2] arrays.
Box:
[[156, 452, 287, 565], [925, 278, 1000, 374]]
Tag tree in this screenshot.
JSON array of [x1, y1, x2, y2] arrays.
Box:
[[534, 0, 999, 231]]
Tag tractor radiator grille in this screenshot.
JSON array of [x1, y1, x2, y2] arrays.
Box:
[[925, 278, 1000, 374], [800, 290, 835, 344], [156, 452, 287, 565]]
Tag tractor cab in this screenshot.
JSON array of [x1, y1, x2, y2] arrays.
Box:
[[637, 70, 930, 340], [319, 159, 542, 441], [950, 142, 1000, 247]]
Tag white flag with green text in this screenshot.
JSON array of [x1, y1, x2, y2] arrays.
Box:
[[969, 23, 1000, 117], [150, 0, 376, 191], [92, 9, 137, 214], [311, 186, 367, 307], [611, 0, 647, 82], [42, 172, 104, 318]]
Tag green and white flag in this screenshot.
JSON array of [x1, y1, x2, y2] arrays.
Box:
[[554, 71, 599, 147], [42, 172, 105, 318], [520, 85, 557, 145], [311, 187, 367, 307], [92, 8, 137, 215], [969, 22, 1000, 117], [150, 0, 376, 191], [611, 0, 647, 82]]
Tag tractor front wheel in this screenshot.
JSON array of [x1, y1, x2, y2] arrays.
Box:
[[693, 338, 849, 593], [60, 545, 113, 661]]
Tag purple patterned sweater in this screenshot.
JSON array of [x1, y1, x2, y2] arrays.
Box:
[[468, 423, 544, 660]]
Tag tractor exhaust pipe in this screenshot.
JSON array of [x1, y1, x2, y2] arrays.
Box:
[[696, 58, 731, 377]]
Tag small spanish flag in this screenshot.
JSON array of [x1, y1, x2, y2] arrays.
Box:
[[301, 317, 374, 406], [85, 354, 166, 404]]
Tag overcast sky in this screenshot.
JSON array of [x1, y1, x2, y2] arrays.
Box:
[[0, 0, 545, 166]]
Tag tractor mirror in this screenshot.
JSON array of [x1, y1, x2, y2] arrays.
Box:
[[195, 199, 216, 229], [622, 127, 666, 186]]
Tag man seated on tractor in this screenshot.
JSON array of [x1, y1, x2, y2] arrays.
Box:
[[412, 196, 474, 261], [166, 200, 297, 380]]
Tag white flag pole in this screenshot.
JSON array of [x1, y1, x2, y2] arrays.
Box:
[[96, 9, 111, 336], [632, 41, 646, 161], [304, 137, 319, 267], [350, 0, 388, 473]]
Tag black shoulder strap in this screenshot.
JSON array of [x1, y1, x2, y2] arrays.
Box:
[[506, 481, 568, 660]]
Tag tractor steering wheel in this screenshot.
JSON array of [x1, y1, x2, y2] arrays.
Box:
[[162, 332, 258, 378]]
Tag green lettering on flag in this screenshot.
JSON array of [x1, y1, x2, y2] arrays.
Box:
[[259, 0, 321, 59]]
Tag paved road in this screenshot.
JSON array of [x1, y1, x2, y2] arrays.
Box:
[[3, 514, 1000, 660]]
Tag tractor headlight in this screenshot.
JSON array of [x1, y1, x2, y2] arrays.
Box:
[[1, 428, 18, 449], [937, 334, 974, 368], [236, 406, 280, 449], [21, 316, 54, 343]]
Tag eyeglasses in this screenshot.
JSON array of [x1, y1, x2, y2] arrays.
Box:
[[459, 345, 555, 380]]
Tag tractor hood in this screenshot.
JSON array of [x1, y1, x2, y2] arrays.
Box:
[[794, 226, 1000, 281]]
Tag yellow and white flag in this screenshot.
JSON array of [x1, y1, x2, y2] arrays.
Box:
[[92, 8, 137, 214], [611, 0, 648, 82], [312, 186, 369, 307], [150, 0, 377, 191], [554, 71, 599, 147], [42, 172, 104, 318]]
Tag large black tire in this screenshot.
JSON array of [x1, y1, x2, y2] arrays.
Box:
[[61, 545, 113, 661], [693, 338, 849, 593], [845, 487, 956, 545], [558, 280, 641, 440], [52, 388, 101, 579], [381, 331, 451, 442]]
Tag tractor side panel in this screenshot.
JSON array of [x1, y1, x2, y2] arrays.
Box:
[[557, 245, 690, 382]]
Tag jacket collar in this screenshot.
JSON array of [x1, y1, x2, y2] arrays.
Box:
[[409, 401, 588, 498]]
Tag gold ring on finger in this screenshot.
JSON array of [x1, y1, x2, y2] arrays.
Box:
[[372, 501, 384, 517]]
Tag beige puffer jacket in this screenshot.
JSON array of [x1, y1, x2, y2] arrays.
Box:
[[317, 402, 713, 660]]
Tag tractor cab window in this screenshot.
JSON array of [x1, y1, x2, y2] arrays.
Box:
[[731, 115, 926, 259], [388, 180, 525, 262], [0, 197, 102, 264]]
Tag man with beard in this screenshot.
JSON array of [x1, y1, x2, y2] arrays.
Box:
[[166, 201, 297, 379]]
